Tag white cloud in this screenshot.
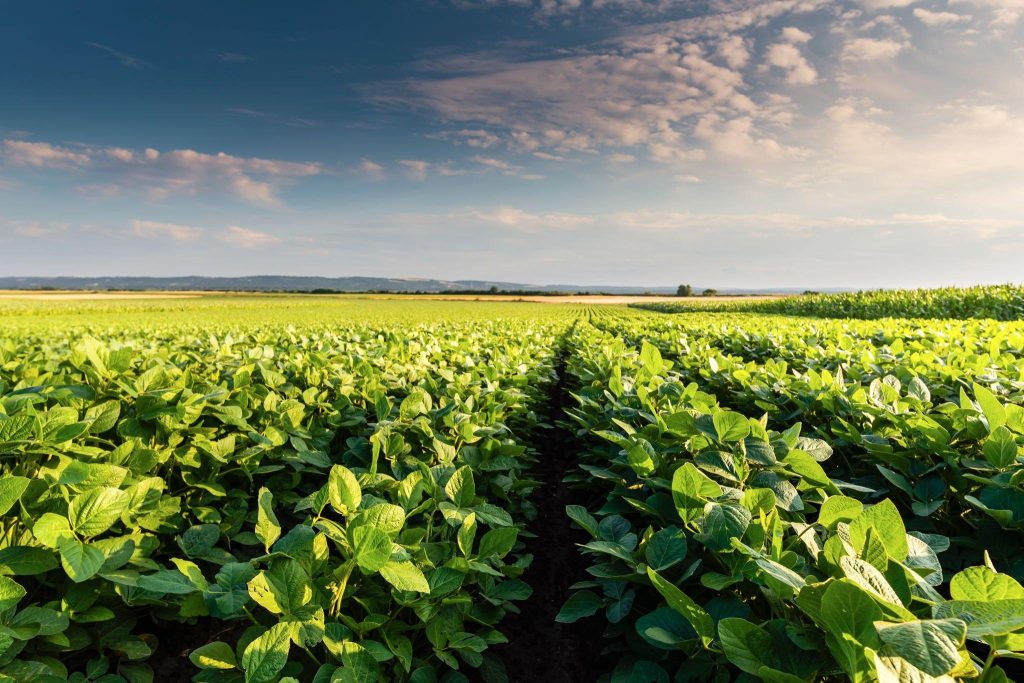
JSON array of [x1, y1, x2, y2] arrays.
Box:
[[1, 138, 322, 207], [469, 205, 594, 231], [913, 7, 971, 24], [842, 38, 906, 61], [218, 226, 282, 248], [398, 159, 465, 180], [763, 43, 818, 84], [356, 158, 386, 180], [130, 220, 203, 241], [716, 35, 750, 69], [781, 26, 813, 42], [3, 140, 91, 169]]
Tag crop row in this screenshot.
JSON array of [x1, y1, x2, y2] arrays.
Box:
[[631, 285, 1024, 321], [556, 315, 1024, 682], [0, 320, 567, 683]]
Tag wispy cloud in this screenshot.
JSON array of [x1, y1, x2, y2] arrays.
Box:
[[217, 52, 254, 63], [3, 140, 91, 169], [130, 219, 203, 241], [227, 108, 318, 128], [86, 42, 150, 68], [1, 137, 322, 207], [218, 225, 282, 248]]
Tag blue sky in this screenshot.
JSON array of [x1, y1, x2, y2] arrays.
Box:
[[2, 0, 1023, 287]]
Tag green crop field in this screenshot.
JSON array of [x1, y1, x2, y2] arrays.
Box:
[[1, 290, 1022, 683]]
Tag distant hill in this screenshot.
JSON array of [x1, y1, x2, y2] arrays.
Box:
[[0, 276, 836, 295]]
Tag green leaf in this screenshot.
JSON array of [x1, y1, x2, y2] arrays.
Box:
[[819, 495, 863, 529], [255, 487, 281, 552], [178, 524, 221, 558], [556, 590, 604, 623], [713, 411, 750, 442], [57, 538, 105, 583], [67, 487, 128, 538], [850, 499, 908, 562], [444, 466, 476, 508], [351, 526, 392, 573], [932, 599, 1024, 638], [698, 502, 751, 552], [248, 559, 312, 615], [718, 618, 773, 676], [640, 341, 664, 375], [644, 527, 688, 572], [242, 622, 291, 683], [477, 527, 517, 559], [0, 546, 59, 575], [949, 566, 1024, 601], [0, 575, 26, 611], [0, 476, 30, 516], [189, 641, 237, 670], [646, 567, 714, 648], [328, 466, 362, 516], [138, 569, 196, 595], [875, 619, 965, 676], [984, 426, 1018, 469], [379, 561, 430, 593], [566, 505, 599, 537], [974, 383, 1007, 431], [32, 513, 73, 548], [672, 463, 722, 522], [457, 512, 477, 557]]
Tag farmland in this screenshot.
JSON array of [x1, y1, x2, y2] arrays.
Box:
[[1, 290, 1023, 683]]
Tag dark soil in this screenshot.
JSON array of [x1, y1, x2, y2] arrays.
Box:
[[486, 339, 609, 683]]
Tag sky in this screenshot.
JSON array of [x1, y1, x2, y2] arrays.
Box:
[[1, 0, 1023, 288]]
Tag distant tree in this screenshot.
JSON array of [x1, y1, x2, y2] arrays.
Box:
[[701, 288, 719, 296], [802, 290, 819, 296], [489, 286, 499, 294], [676, 284, 693, 297]]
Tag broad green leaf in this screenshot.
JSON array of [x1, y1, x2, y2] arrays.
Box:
[[713, 411, 750, 442], [248, 559, 312, 615], [644, 527, 687, 572], [379, 561, 430, 593], [932, 599, 1024, 638], [189, 641, 237, 670], [328, 466, 362, 516], [672, 463, 722, 522], [242, 622, 291, 683], [698, 502, 751, 552], [0, 476, 30, 516], [477, 527, 517, 559], [819, 495, 863, 529], [138, 569, 196, 595], [875, 619, 965, 676], [718, 618, 773, 676], [949, 566, 1024, 601], [68, 487, 127, 538], [351, 526, 392, 573], [974, 383, 1006, 431], [646, 567, 714, 648], [983, 426, 1018, 469], [57, 538, 105, 583], [444, 466, 476, 508], [0, 575, 26, 611], [556, 590, 604, 623]]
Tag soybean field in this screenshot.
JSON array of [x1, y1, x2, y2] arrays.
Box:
[[1, 291, 1023, 683]]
